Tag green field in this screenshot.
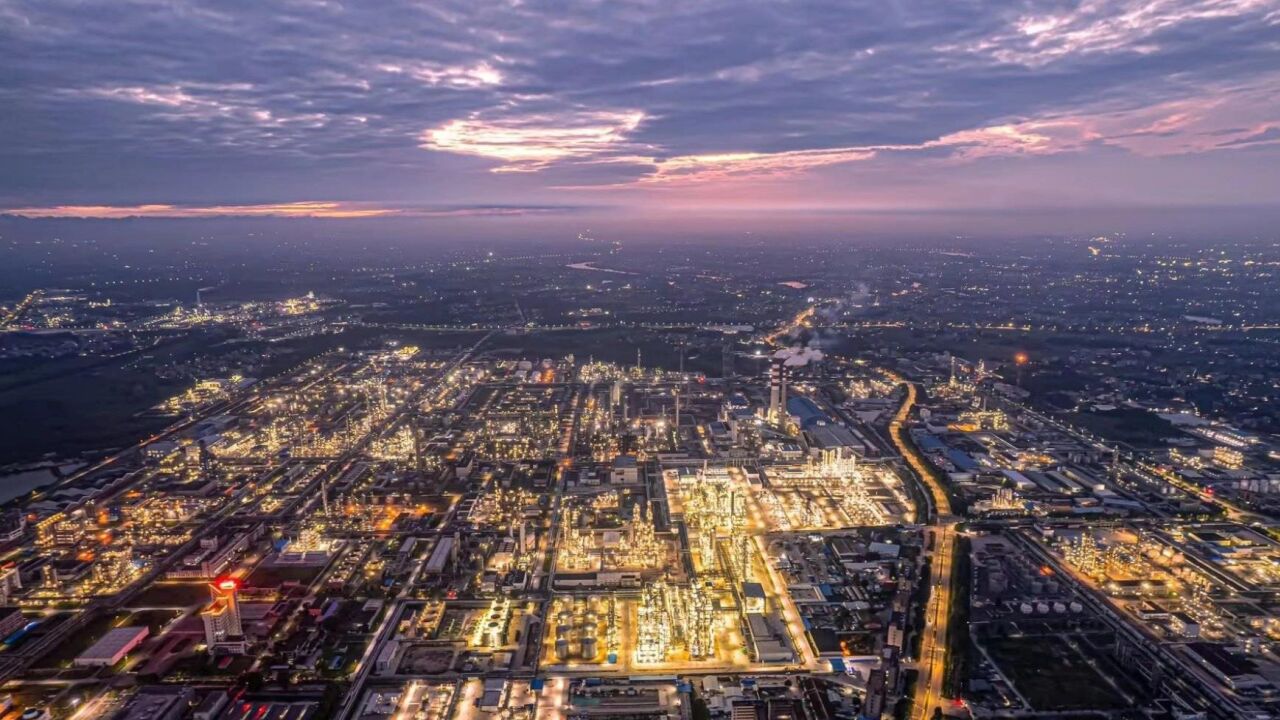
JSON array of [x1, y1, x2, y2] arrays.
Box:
[[1067, 408, 1179, 447], [983, 635, 1128, 711], [0, 325, 485, 469]]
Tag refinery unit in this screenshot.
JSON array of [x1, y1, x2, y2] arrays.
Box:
[[9, 306, 1280, 720]]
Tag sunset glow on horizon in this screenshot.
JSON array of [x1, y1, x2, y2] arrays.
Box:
[[1, 0, 1278, 227]]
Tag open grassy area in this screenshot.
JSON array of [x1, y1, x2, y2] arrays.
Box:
[[907, 557, 931, 659], [34, 612, 132, 668], [0, 329, 234, 466], [130, 581, 214, 607], [124, 608, 181, 635], [0, 324, 482, 469], [246, 563, 325, 588], [983, 635, 1128, 711], [944, 537, 972, 697], [1067, 408, 1179, 447]]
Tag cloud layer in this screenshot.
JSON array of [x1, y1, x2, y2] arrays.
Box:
[[2, 0, 1278, 216]]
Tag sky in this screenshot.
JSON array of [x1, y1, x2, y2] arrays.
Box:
[[2, 0, 1279, 227]]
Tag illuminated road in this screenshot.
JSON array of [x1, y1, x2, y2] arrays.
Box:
[[886, 374, 957, 720], [887, 378, 951, 520], [764, 304, 817, 347], [0, 289, 42, 328], [914, 526, 954, 720]]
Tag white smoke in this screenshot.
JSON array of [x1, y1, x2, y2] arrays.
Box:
[[774, 346, 824, 367], [815, 282, 872, 324]]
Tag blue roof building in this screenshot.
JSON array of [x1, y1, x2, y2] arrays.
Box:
[[787, 396, 829, 428]]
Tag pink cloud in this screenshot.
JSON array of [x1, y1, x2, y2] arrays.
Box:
[[3, 201, 398, 219], [420, 110, 647, 170], [627, 121, 1093, 185], [952, 0, 1278, 67], [377, 60, 505, 88], [79, 84, 327, 127], [609, 78, 1280, 186], [1, 202, 581, 220]]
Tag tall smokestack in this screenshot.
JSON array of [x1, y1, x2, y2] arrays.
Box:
[[769, 357, 787, 420]]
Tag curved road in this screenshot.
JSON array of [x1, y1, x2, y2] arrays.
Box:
[[886, 375, 958, 720]]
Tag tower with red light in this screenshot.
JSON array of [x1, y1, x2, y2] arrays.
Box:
[[201, 577, 246, 654]]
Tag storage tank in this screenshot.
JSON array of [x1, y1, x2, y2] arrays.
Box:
[[1069, 601, 1083, 613], [581, 636, 599, 660], [1053, 602, 1067, 614], [1020, 602, 1033, 615], [1036, 602, 1050, 615], [555, 638, 570, 660]]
